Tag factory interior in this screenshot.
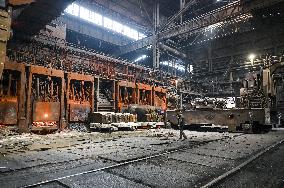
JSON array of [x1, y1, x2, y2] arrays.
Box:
[[0, 0, 284, 187]]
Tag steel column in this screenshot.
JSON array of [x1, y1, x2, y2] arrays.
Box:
[[26, 66, 32, 129], [59, 76, 65, 130], [153, 0, 160, 69], [96, 77, 100, 112]]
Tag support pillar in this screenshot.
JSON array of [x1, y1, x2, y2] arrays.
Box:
[[136, 85, 139, 104], [180, 92, 183, 109], [0, 7, 11, 78], [153, 0, 160, 69], [17, 64, 27, 132], [65, 74, 70, 125], [60, 76, 66, 130], [96, 77, 100, 112], [91, 80, 95, 113], [26, 66, 32, 130], [113, 80, 116, 111], [150, 88, 153, 106]]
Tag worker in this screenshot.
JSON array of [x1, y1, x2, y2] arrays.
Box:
[[176, 109, 187, 140]]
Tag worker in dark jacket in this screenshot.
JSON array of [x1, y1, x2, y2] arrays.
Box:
[[176, 109, 187, 140]]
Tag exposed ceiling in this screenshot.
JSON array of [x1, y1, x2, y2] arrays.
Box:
[[9, 0, 284, 67]]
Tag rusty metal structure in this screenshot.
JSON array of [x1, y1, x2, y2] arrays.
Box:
[[28, 65, 64, 131], [167, 108, 271, 133], [0, 36, 167, 132], [0, 6, 11, 78], [0, 62, 25, 130], [1, 0, 284, 133], [67, 72, 94, 123]]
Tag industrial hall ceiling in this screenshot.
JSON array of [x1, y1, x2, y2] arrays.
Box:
[[8, 0, 284, 66]]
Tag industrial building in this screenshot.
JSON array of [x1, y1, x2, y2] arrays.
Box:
[[0, 0, 284, 187]]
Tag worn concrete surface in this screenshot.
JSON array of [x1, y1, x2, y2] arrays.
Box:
[[216, 141, 284, 188], [0, 129, 283, 188]]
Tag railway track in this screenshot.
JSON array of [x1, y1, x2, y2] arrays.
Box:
[[202, 138, 284, 188], [20, 134, 240, 188], [22, 140, 209, 188], [1, 132, 283, 188], [34, 136, 284, 188]]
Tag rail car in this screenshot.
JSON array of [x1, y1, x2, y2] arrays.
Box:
[[0, 61, 167, 132], [167, 108, 272, 133]]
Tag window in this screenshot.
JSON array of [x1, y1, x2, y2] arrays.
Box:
[[88, 11, 95, 22], [138, 33, 146, 39], [64, 3, 145, 41], [113, 21, 123, 33], [104, 17, 113, 30], [130, 29, 138, 40], [65, 3, 79, 16], [94, 13, 103, 25], [80, 6, 89, 20], [134, 55, 147, 62], [65, 4, 73, 15], [160, 61, 185, 71], [123, 26, 131, 37], [73, 4, 79, 16]]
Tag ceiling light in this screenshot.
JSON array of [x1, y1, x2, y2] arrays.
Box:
[[248, 53, 256, 61]]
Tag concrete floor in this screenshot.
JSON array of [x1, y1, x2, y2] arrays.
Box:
[[0, 129, 283, 188], [217, 141, 284, 188]]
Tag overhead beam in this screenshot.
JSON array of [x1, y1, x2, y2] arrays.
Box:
[[159, 43, 187, 59], [114, 0, 284, 55], [158, 0, 284, 40], [159, 0, 196, 32], [112, 36, 154, 55], [153, 0, 160, 69]]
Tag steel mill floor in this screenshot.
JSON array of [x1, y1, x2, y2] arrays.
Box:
[[0, 129, 284, 188]]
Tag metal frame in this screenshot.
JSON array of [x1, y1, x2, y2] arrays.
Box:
[[1, 61, 26, 130], [27, 65, 65, 131], [66, 72, 95, 123], [117, 80, 137, 111]]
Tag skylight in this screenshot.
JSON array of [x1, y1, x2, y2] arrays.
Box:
[[65, 3, 146, 41], [160, 61, 185, 71], [134, 55, 148, 62]]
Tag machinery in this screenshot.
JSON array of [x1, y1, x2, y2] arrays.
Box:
[[0, 62, 25, 130], [66, 73, 94, 123], [0, 37, 168, 132], [167, 108, 271, 133], [117, 80, 137, 112], [28, 65, 64, 131], [167, 55, 284, 133]]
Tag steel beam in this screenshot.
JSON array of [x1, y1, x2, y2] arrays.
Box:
[[115, 0, 284, 55], [153, 0, 160, 69], [159, 0, 196, 32], [158, 0, 284, 40], [113, 36, 154, 55], [158, 43, 187, 59]]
